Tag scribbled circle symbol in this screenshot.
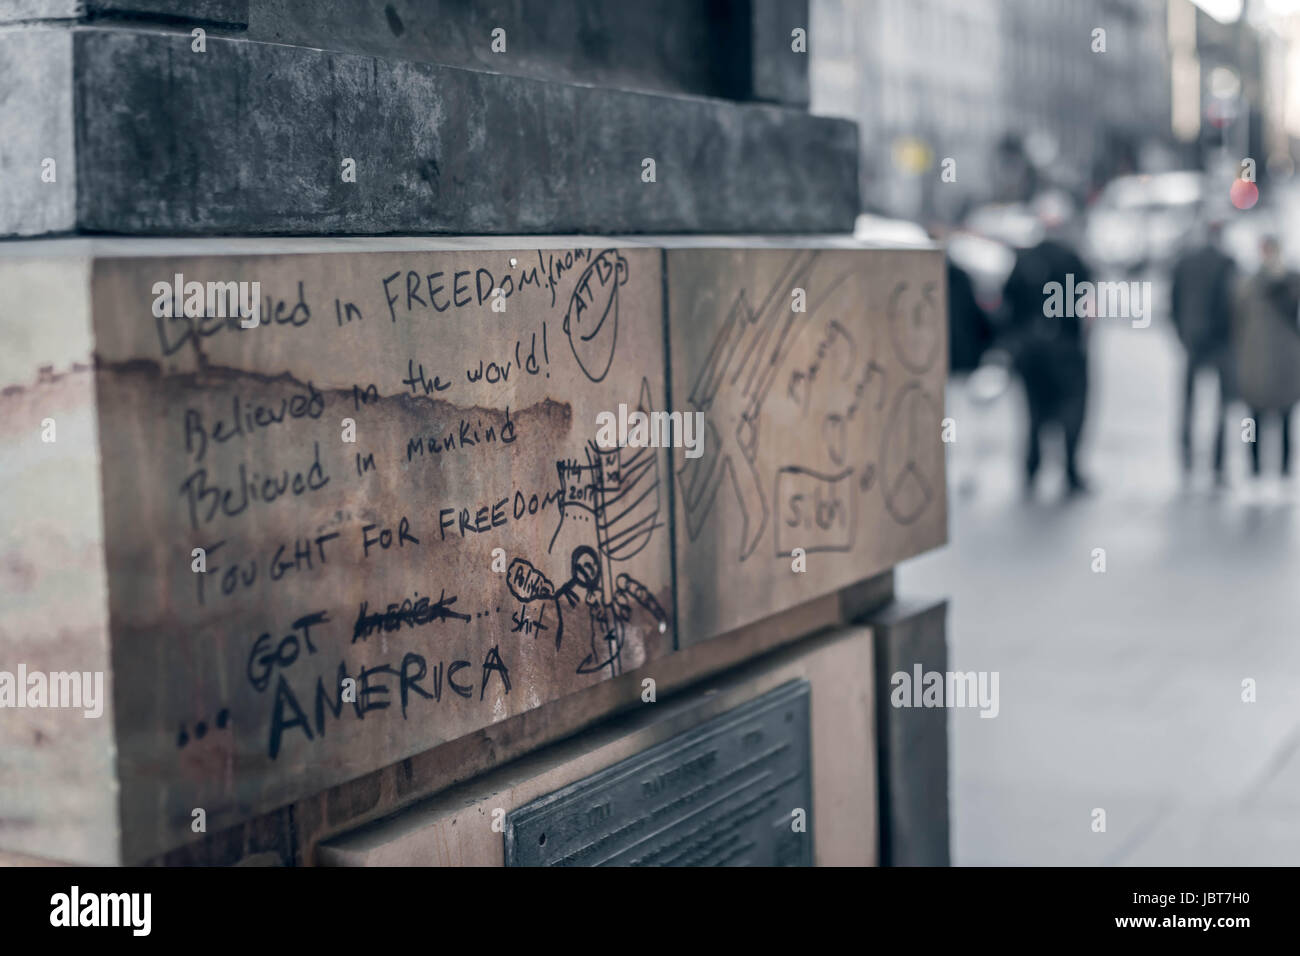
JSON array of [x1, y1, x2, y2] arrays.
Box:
[[564, 249, 628, 383], [887, 279, 941, 374], [880, 383, 939, 525]]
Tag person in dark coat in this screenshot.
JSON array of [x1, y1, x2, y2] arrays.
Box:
[[1170, 221, 1236, 482], [948, 258, 993, 375], [1001, 198, 1091, 495]]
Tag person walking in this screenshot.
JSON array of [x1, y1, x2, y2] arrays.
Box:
[[947, 256, 993, 376], [1235, 236, 1300, 477], [1001, 192, 1092, 496], [1170, 221, 1236, 483]]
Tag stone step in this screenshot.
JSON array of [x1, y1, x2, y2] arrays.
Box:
[[0, 236, 943, 863], [0, 23, 846, 238], [3, 1, 809, 105]]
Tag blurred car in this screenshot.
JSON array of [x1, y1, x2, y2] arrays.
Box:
[[950, 202, 1040, 310], [1083, 171, 1203, 275], [852, 212, 931, 246], [962, 202, 1043, 252], [946, 229, 1016, 309]]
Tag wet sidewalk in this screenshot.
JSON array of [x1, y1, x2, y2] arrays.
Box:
[[902, 302, 1300, 865]]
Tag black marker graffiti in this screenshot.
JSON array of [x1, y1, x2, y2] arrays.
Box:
[[351, 589, 472, 642], [563, 249, 629, 383]]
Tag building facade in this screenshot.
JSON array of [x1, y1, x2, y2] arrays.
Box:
[[812, 0, 1174, 222]]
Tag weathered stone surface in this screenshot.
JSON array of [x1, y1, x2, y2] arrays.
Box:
[[1, 240, 673, 863], [0, 238, 942, 865], [317, 625, 876, 866], [119, 576, 872, 867], [291, 577, 855, 864], [90, 0, 245, 23], [0, 1, 79, 19], [0, 257, 116, 866], [247, 0, 753, 101], [0, 846, 67, 865], [0, 28, 76, 236], [4, 1, 806, 106], [864, 597, 950, 866], [0, 26, 855, 238], [139, 807, 294, 866], [0, 1, 247, 24], [839, 567, 895, 620], [665, 247, 948, 643], [750, 0, 810, 106]]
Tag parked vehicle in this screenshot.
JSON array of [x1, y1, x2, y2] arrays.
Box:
[[949, 202, 1039, 309], [1083, 171, 1203, 275]]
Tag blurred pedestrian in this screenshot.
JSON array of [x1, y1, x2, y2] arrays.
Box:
[[932, 221, 998, 500], [1234, 236, 1300, 476], [948, 256, 993, 375], [1001, 191, 1091, 496], [929, 221, 994, 375], [1170, 220, 1236, 483]]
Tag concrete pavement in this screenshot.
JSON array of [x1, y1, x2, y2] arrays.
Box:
[[902, 289, 1300, 865]]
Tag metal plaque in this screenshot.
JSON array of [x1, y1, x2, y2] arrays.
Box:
[[505, 680, 812, 866]]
